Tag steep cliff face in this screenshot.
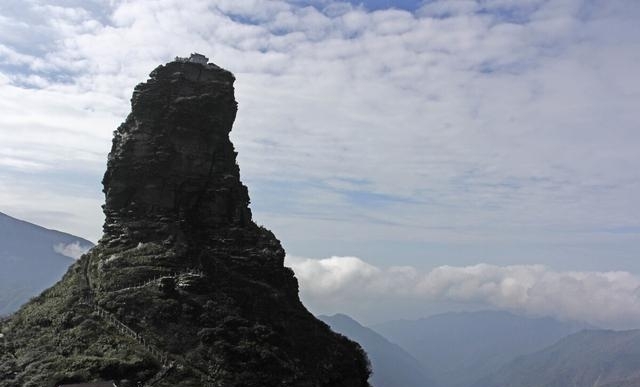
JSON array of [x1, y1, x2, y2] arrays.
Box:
[[102, 60, 252, 248], [0, 56, 370, 387]]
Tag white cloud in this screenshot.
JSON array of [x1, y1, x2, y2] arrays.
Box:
[[287, 255, 640, 329], [53, 241, 91, 259]]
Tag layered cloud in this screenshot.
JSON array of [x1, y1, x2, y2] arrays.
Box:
[[0, 1, 638, 273], [287, 255, 640, 329]]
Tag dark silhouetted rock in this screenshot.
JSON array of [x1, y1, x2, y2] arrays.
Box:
[[0, 56, 370, 387]]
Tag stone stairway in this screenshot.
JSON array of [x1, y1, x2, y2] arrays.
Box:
[[109, 269, 205, 294], [79, 260, 216, 386], [79, 296, 170, 366], [143, 363, 175, 386]]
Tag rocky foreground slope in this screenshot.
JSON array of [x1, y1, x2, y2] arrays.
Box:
[[0, 55, 370, 387]]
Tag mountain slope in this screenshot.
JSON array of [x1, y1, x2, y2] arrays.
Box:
[[373, 310, 588, 387], [319, 314, 433, 387], [0, 211, 93, 316], [478, 329, 640, 387]]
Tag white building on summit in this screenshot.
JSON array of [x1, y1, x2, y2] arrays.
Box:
[[175, 53, 208, 64]]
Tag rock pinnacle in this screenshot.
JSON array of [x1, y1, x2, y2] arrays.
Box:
[[0, 55, 371, 387]]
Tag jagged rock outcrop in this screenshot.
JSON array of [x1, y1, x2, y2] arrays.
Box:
[[0, 54, 371, 387]]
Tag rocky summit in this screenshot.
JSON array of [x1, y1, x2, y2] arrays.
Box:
[[0, 54, 370, 387]]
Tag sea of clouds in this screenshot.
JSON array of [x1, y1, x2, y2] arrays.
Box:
[[288, 255, 640, 329]]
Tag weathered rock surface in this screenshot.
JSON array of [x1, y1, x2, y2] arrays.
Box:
[[0, 55, 370, 387]]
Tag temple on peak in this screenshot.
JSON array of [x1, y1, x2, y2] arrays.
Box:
[[174, 52, 208, 64]]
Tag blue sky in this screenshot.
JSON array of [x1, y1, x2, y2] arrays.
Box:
[[299, 0, 423, 11], [0, 0, 639, 326]]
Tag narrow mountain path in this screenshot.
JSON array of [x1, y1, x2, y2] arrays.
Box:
[[79, 258, 215, 386], [107, 269, 204, 293]]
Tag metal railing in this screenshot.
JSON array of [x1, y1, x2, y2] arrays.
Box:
[[80, 260, 216, 386]]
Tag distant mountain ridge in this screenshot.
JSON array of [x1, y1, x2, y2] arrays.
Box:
[[0, 211, 93, 315], [319, 313, 434, 387], [477, 329, 640, 387], [373, 310, 589, 387]]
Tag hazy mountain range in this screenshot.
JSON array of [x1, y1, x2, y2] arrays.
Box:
[[477, 329, 640, 387], [319, 313, 434, 387], [0, 211, 93, 316], [373, 310, 590, 387]]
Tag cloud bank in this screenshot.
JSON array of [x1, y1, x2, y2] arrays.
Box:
[[287, 255, 640, 329]]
